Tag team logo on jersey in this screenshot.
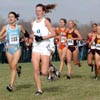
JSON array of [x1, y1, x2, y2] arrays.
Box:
[[97, 39, 100, 44], [37, 29, 40, 34], [68, 34, 72, 38]]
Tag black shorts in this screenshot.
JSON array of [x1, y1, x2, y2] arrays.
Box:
[[95, 49, 100, 55], [68, 46, 77, 53], [88, 49, 95, 55]]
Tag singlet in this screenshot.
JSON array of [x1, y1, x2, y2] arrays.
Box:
[[54, 36, 60, 45], [32, 18, 50, 46], [48, 31, 55, 48], [67, 30, 78, 46], [57, 28, 67, 43], [6, 24, 20, 46], [88, 33, 96, 49], [95, 36, 100, 50]]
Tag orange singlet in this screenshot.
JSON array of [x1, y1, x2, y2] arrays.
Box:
[[57, 28, 67, 50]]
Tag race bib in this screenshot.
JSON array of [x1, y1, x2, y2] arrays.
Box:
[[67, 39, 74, 46], [91, 42, 96, 49], [9, 35, 19, 44], [61, 36, 66, 42], [96, 44, 100, 50], [61, 32, 64, 35]]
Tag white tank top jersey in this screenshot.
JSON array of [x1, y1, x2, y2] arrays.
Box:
[[48, 31, 55, 47], [32, 18, 50, 46]]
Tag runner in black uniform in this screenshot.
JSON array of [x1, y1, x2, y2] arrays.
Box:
[[66, 20, 82, 79], [89, 25, 100, 80], [87, 23, 97, 72]]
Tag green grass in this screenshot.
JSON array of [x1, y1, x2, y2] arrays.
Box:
[[0, 61, 100, 100]]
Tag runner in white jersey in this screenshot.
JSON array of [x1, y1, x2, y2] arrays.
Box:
[[31, 4, 56, 95], [0, 12, 29, 92], [46, 18, 59, 81], [32, 18, 50, 55]]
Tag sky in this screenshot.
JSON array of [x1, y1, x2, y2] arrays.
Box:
[[0, 0, 100, 24]]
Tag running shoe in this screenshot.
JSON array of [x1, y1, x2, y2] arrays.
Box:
[[91, 66, 94, 72], [67, 75, 71, 79], [57, 72, 61, 78], [6, 85, 13, 92], [78, 63, 81, 67], [35, 91, 43, 95], [94, 76, 98, 80], [47, 76, 54, 81]]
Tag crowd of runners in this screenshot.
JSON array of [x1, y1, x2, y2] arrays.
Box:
[[0, 3, 100, 95]]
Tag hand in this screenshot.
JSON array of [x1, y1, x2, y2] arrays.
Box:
[[24, 38, 29, 42], [71, 38, 75, 40], [35, 35, 44, 42], [0, 33, 6, 41]]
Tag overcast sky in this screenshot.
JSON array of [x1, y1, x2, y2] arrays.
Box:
[[0, 0, 100, 24]]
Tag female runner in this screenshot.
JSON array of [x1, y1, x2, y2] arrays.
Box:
[[31, 4, 56, 95], [89, 25, 100, 80], [56, 18, 68, 77], [66, 20, 82, 79], [46, 18, 59, 80], [0, 12, 29, 91], [87, 23, 97, 72]]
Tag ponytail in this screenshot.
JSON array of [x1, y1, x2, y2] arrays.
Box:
[[36, 4, 56, 13]]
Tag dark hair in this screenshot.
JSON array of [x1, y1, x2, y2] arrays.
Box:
[[46, 17, 51, 23], [60, 18, 67, 24], [92, 23, 97, 27], [8, 12, 20, 20], [36, 4, 56, 13]]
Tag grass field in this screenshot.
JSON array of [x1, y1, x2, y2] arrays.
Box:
[[0, 61, 100, 100]]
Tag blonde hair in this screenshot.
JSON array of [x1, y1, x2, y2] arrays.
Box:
[[68, 20, 77, 28]]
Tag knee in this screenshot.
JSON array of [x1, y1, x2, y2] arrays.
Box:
[[96, 64, 100, 69], [61, 57, 65, 61], [41, 70, 48, 76], [67, 60, 71, 64], [11, 63, 17, 70], [67, 62, 71, 66], [34, 67, 40, 74]]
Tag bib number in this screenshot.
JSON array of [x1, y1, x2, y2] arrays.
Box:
[[61, 36, 66, 42], [67, 39, 74, 46], [91, 42, 96, 49], [96, 44, 100, 50], [9, 35, 19, 44]]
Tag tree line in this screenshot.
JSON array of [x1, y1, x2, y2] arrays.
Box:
[[0, 16, 95, 39]]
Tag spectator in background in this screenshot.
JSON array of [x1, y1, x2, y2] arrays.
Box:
[[0, 41, 6, 64], [25, 37, 32, 62], [20, 37, 25, 62], [82, 39, 88, 60], [78, 39, 84, 61]]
